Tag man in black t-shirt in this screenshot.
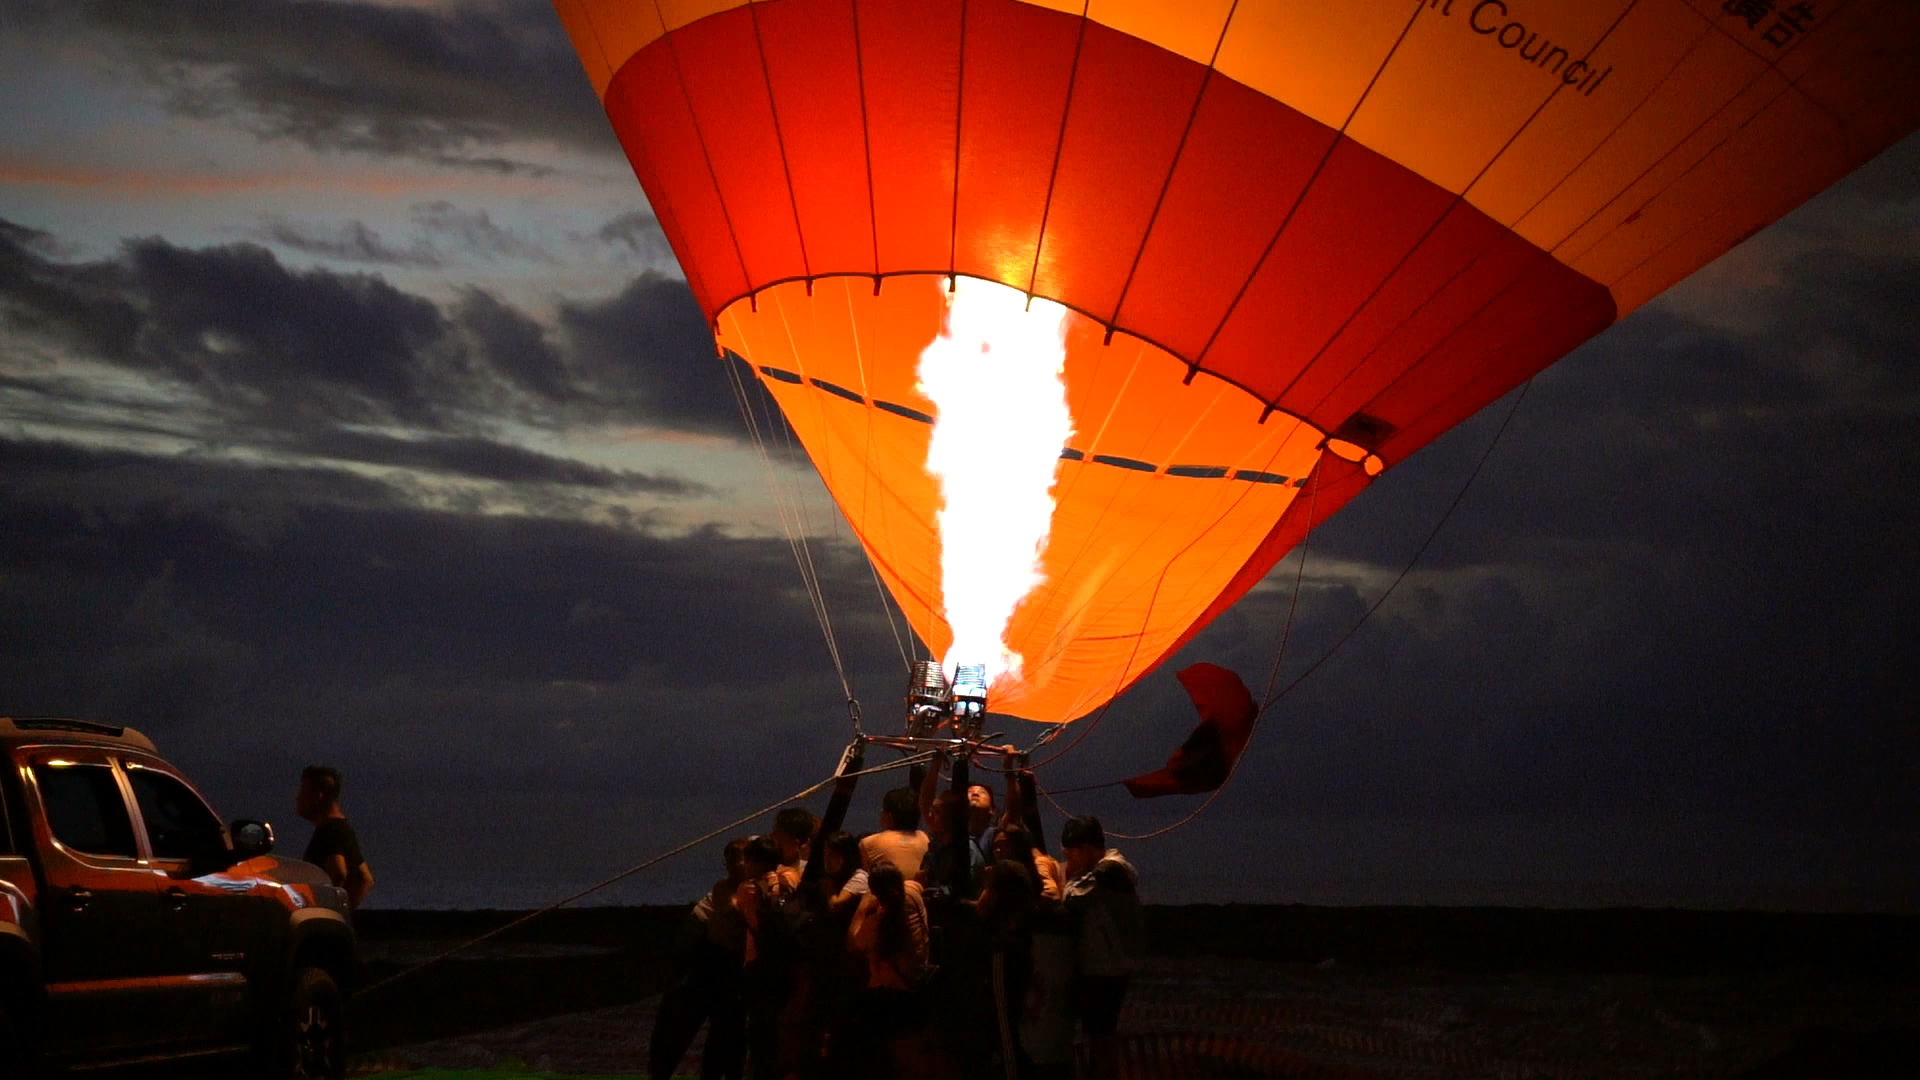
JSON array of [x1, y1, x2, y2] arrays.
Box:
[[298, 765, 374, 909]]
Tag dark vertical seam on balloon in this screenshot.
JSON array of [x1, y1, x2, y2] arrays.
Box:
[[1547, 0, 1862, 263], [1026, 401, 1309, 689], [651, 1, 754, 299], [949, 0, 970, 287], [1031, 312, 1138, 557], [746, 0, 813, 284], [849, 0, 882, 287], [1037, 407, 1309, 670], [1044, 334, 1149, 520], [601, 16, 715, 315], [621, 102, 713, 321], [1027, 416, 1309, 761], [1106, 0, 1241, 345], [571, 0, 617, 88], [1027, 378, 1255, 678], [1508, 16, 1720, 235], [1819, 41, 1916, 169], [1605, 79, 1833, 290], [1267, 0, 1642, 411], [1586, 3, 1873, 286], [1379, 287, 1603, 461], [1025, 1, 1092, 304], [1558, 0, 1861, 265], [1310, 15, 1717, 395], [840, 279, 912, 670], [1015, 339, 1153, 651], [1195, 2, 1428, 377], [1689, 0, 1866, 95], [1347, 247, 1559, 423], [1295, 239, 1503, 422], [1008, 4, 1156, 620], [1036, 457, 1327, 835]]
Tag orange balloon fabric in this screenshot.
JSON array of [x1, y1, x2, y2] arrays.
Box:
[[554, 0, 1920, 724]]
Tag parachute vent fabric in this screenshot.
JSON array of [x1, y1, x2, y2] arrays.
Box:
[[555, 0, 1920, 724]]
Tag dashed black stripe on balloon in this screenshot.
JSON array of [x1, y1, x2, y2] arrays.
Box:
[[753, 363, 1310, 486], [809, 377, 865, 404], [875, 400, 934, 424], [1233, 469, 1293, 485]]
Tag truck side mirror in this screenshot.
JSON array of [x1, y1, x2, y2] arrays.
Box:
[[231, 819, 275, 858]]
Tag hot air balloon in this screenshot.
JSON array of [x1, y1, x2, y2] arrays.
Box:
[[551, 0, 1920, 727]]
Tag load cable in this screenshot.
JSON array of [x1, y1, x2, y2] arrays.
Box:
[[722, 353, 855, 702], [1036, 380, 1533, 839], [356, 751, 936, 999]]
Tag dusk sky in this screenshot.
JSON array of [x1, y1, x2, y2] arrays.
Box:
[[2, 0, 1916, 911]]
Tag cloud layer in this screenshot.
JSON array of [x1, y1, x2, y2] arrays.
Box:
[[1, 216, 752, 464], [16, 0, 616, 172]]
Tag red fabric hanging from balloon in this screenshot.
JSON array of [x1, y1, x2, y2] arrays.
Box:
[[1124, 663, 1258, 798]]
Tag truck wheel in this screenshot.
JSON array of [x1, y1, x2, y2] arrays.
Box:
[[268, 966, 347, 1080]]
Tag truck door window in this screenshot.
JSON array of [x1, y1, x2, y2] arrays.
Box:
[[33, 762, 139, 858], [126, 767, 225, 861]]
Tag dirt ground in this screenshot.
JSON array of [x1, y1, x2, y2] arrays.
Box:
[[349, 953, 1918, 1079]]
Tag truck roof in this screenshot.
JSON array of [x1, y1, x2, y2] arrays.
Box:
[[0, 716, 158, 753]]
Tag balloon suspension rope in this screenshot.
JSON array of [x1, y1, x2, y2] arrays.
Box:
[[721, 352, 859, 704], [356, 751, 935, 999], [1039, 379, 1534, 839]]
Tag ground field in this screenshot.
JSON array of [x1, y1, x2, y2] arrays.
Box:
[[328, 906, 1918, 1079], [83, 905, 1919, 1077]]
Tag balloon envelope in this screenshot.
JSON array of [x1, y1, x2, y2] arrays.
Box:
[[554, 0, 1920, 723]]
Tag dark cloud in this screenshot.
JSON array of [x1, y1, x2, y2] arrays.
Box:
[[26, 0, 615, 170], [261, 218, 441, 268], [593, 211, 675, 266], [0, 222, 452, 426], [454, 287, 576, 404], [0, 434, 901, 906], [559, 273, 751, 435], [292, 429, 707, 496], [0, 219, 146, 365], [1, 217, 756, 441], [0, 436, 862, 701], [134, 237, 457, 427], [0, 219, 67, 258]]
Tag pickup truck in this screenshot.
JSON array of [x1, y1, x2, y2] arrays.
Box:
[[0, 715, 354, 1077]]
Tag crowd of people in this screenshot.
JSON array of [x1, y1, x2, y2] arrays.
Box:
[[650, 755, 1147, 1080]]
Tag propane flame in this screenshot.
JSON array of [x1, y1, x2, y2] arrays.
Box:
[[919, 277, 1074, 689]]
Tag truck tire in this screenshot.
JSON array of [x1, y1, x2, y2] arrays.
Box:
[[264, 966, 347, 1080]]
